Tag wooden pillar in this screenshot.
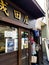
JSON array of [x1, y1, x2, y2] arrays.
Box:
[[18, 28, 21, 65]]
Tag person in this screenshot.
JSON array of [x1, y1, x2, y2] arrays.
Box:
[[30, 36, 37, 65], [35, 44, 41, 65]]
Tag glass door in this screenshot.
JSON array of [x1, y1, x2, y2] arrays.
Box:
[[20, 29, 29, 65]]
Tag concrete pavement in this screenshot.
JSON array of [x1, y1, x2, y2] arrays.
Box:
[[43, 56, 49, 65]]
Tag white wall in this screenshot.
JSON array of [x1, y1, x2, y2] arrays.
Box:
[[45, 39, 49, 61], [28, 19, 41, 30]]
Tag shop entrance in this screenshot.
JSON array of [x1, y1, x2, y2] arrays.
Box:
[[20, 29, 29, 65], [0, 22, 30, 65], [18, 28, 30, 65]]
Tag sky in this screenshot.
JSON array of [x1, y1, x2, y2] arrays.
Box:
[[36, 0, 45, 11], [36, 0, 47, 24]]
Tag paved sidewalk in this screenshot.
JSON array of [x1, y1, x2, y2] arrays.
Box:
[[43, 56, 49, 65]]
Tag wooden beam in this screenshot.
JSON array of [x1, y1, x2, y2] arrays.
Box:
[[0, 15, 30, 29]]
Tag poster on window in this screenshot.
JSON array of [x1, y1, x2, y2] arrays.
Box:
[[21, 38, 24, 49], [24, 38, 28, 48], [5, 38, 14, 53], [21, 38, 28, 49]]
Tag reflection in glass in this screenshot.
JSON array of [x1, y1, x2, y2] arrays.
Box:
[[21, 31, 28, 49], [21, 31, 29, 65], [0, 25, 18, 54]]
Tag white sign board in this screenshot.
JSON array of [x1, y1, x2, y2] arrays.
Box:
[[4, 31, 12, 37], [4, 31, 17, 39], [12, 31, 17, 39]]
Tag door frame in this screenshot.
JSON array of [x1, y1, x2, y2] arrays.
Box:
[[18, 27, 31, 65]]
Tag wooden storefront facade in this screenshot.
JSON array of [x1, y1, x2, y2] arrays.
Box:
[[0, 0, 45, 65]]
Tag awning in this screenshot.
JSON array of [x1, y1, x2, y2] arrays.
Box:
[[10, 0, 45, 19], [28, 18, 46, 30]]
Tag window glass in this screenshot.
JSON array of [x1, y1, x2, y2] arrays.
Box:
[[0, 25, 18, 54], [21, 31, 28, 49]]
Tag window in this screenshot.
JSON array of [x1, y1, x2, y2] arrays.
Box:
[[0, 25, 18, 54]]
